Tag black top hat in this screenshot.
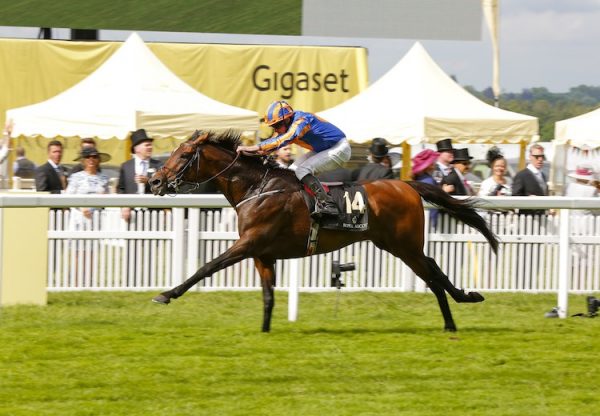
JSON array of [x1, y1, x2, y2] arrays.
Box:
[[131, 129, 153, 152], [436, 138, 453, 152], [74, 147, 111, 163], [369, 137, 389, 157], [451, 148, 473, 163]]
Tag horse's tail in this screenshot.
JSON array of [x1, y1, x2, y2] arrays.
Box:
[[406, 180, 499, 254]]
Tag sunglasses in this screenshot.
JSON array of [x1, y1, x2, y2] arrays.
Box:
[[271, 120, 286, 129], [531, 154, 546, 160]]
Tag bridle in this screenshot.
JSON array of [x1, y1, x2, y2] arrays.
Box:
[[159, 143, 241, 193]]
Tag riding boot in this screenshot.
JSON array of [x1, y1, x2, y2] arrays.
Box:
[[300, 174, 339, 219]]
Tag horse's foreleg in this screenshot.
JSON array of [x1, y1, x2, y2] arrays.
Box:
[[153, 240, 250, 304], [254, 258, 276, 333]]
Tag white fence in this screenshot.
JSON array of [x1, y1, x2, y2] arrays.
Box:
[[0, 194, 599, 318], [37, 199, 600, 297]]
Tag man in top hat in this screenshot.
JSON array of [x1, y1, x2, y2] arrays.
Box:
[[117, 129, 162, 220], [435, 138, 455, 177], [441, 147, 474, 196], [355, 137, 394, 181]]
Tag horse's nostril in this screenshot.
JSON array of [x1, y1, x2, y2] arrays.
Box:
[[150, 178, 162, 187]]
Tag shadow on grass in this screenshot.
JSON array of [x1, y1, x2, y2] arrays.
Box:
[[296, 325, 519, 335]]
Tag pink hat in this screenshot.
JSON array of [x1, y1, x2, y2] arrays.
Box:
[[412, 149, 440, 175], [568, 166, 595, 181]]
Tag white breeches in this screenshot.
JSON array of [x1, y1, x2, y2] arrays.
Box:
[[290, 138, 351, 180]]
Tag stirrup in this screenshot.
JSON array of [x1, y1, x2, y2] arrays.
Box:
[[312, 202, 339, 219]]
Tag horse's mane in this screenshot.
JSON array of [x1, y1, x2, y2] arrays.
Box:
[[192, 129, 242, 152], [193, 130, 298, 181]]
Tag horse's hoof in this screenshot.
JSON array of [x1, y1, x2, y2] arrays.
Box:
[[152, 294, 171, 304], [468, 291, 485, 303], [444, 326, 457, 332]]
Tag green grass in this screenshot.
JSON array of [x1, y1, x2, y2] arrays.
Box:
[[0, 0, 302, 35], [0, 291, 598, 415]]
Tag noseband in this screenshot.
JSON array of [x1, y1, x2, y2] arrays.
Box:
[[159, 144, 241, 193]]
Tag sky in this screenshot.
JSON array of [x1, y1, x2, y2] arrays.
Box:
[[1, 1, 600, 93]]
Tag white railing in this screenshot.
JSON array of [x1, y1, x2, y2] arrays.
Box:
[[0, 194, 599, 318], [47, 208, 183, 290]]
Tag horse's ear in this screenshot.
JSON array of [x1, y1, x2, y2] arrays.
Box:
[[190, 130, 208, 145]]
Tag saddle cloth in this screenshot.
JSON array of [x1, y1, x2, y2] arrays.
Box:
[[302, 182, 369, 231]]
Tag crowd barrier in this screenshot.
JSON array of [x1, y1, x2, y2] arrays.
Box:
[[0, 194, 598, 319]]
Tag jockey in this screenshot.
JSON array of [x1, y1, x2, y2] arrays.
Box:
[[237, 100, 351, 218]]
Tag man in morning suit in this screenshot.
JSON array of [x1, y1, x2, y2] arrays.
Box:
[[441, 148, 475, 196], [435, 138, 455, 177], [117, 129, 162, 221], [35, 140, 67, 194], [355, 138, 394, 180], [512, 143, 549, 216]]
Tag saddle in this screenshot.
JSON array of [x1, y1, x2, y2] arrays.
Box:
[[301, 181, 369, 255], [301, 182, 369, 232]]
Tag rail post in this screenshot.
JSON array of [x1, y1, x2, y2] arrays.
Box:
[[557, 209, 570, 318]]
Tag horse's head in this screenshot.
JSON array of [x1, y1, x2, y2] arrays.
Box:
[[150, 130, 209, 196]]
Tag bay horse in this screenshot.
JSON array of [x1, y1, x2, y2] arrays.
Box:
[[149, 130, 498, 332]]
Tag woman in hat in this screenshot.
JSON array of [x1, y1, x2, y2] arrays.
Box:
[[441, 148, 474, 196], [411, 148, 439, 184], [564, 166, 599, 224], [478, 147, 512, 196], [236, 100, 350, 219], [66, 147, 111, 226], [412, 148, 441, 228]]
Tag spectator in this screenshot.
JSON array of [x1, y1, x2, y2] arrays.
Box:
[[412, 148, 441, 228], [441, 148, 474, 196], [512, 143, 548, 216], [564, 166, 599, 217], [274, 144, 294, 168], [478, 147, 512, 196], [412, 149, 439, 184], [117, 129, 162, 221], [435, 138, 454, 178], [388, 147, 403, 177], [0, 121, 11, 187], [66, 147, 110, 226], [355, 138, 394, 180], [70, 138, 107, 175], [35, 140, 67, 194], [13, 147, 36, 179]]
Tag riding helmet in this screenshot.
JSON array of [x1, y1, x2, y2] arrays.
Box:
[[264, 100, 294, 126]]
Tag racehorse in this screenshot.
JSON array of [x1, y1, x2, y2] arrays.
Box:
[[149, 130, 499, 332]]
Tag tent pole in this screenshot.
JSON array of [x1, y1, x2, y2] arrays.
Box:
[[519, 140, 527, 170], [400, 141, 411, 180]]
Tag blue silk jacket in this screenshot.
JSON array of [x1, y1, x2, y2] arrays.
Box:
[[258, 111, 346, 153]]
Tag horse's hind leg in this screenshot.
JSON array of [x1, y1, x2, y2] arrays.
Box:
[[254, 258, 276, 333], [427, 280, 457, 332], [423, 257, 485, 303], [388, 246, 483, 331]]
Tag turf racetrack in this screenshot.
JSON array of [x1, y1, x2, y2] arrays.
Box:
[[0, 292, 597, 415]]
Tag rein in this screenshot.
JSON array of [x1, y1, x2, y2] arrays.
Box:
[[161, 143, 285, 208], [164, 147, 241, 193]]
